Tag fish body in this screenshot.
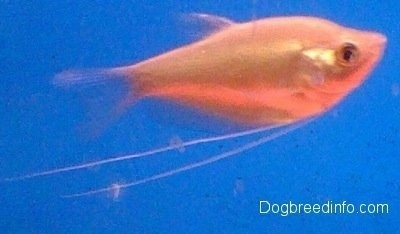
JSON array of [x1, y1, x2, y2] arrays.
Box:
[[11, 15, 386, 196], [57, 15, 386, 127]]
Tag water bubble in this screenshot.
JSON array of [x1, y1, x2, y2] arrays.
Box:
[[109, 183, 121, 201], [233, 177, 245, 196], [169, 135, 185, 153], [391, 83, 399, 97]]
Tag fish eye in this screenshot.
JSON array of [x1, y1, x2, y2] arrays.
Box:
[[336, 43, 359, 66]]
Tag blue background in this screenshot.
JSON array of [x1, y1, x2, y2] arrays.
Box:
[[1, 0, 399, 233]]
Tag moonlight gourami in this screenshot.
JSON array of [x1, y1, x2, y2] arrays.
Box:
[[7, 14, 387, 197]]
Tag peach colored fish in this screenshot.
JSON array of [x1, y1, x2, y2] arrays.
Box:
[[7, 14, 386, 197], [57, 14, 385, 127]]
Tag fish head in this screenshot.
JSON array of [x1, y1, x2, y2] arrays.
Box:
[[283, 18, 388, 120], [301, 21, 386, 98]]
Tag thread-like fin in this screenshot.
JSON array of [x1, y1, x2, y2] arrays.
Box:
[[3, 122, 289, 182], [62, 116, 316, 198]]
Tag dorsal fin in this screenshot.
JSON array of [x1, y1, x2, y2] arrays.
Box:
[[180, 13, 236, 38], [185, 13, 236, 30]]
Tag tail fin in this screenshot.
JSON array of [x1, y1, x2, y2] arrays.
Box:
[[53, 66, 140, 138], [53, 67, 130, 87]]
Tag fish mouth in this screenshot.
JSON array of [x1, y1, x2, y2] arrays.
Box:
[[366, 32, 387, 54], [356, 31, 387, 67], [370, 32, 387, 45]]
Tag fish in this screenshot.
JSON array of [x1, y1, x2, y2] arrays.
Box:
[[56, 14, 386, 127], [6, 14, 387, 197]]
